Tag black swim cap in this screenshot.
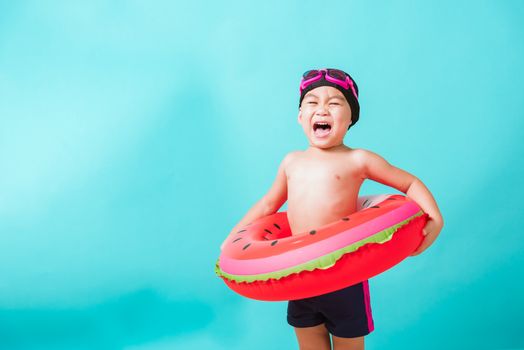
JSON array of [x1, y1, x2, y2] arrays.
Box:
[[299, 69, 360, 130]]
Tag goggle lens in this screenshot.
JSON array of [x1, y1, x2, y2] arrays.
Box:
[[302, 70, 320, 79], [327, 69, 347, 81]]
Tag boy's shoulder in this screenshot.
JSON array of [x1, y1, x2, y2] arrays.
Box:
[[349, 147, 378, 165], [349, 147, 370, 159], [349, 148, 394, 175], [282, 150, 302, 166], [284, 150, 303, 159]]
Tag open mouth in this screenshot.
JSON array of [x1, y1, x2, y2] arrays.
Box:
[[313, 122, 332, 138]]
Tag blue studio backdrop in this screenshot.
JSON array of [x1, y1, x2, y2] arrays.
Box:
[[0, 1, 523, 349]]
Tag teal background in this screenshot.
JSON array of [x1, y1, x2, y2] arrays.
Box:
[[1, 1, 523, 349]]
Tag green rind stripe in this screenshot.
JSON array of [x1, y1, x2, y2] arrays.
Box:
[[215, 211, 423, 283]]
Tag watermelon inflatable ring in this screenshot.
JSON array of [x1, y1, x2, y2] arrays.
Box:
[[215, 194, 428, 301]]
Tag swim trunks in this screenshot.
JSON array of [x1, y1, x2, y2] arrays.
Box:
[[287, 280, 374, 338]]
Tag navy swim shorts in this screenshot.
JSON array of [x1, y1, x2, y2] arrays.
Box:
[[287, 280, 374, 338]]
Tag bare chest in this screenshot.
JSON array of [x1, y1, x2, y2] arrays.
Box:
[[286, 152, 363, 192], [285, 152, 364, 234]]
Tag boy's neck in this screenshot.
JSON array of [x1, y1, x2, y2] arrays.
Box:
[[307, 143, 350, 154]]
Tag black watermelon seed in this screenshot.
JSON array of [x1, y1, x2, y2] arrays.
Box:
[[363, 199, 369, 207], [237, 229, 247, 233], [271, 240, 278, 246], [242, 243, 251, 250], [342, 217, 350, 221], [273, 223, 281, 230], [264, 229, 273, 235], [386, 198, 396, 200], [233, 237, 242, 243], [309, 230, 317, 235], [371, 205, 380, 208]]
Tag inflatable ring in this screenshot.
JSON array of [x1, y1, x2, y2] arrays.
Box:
[[215, 194, 428, 301]]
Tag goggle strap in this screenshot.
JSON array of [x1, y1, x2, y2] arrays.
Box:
[[300, 69, 358, 101]]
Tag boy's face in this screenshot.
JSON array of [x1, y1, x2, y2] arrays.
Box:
[[298, 86, 352, 149]]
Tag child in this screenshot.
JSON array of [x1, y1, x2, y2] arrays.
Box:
[[222, 68, 444, 350]]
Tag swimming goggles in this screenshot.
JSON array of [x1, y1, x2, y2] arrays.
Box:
[[299, 68, 358, 101]]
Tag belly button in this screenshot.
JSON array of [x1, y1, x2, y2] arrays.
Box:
[[335, 175, 340, 180]]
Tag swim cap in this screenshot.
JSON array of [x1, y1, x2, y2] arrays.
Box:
[[299, 69, 360, 130]]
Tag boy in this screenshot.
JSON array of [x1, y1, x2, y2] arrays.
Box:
[[222, 68, 444, 350]]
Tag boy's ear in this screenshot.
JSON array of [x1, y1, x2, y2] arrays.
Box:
[[297, 109, 302, 123]]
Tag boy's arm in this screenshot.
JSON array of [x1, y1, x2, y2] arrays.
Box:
[[356, 149, 444, 255], [220, 153, 290, 250]]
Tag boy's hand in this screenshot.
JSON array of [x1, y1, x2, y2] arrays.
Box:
[[410, 217, 443, 256]]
